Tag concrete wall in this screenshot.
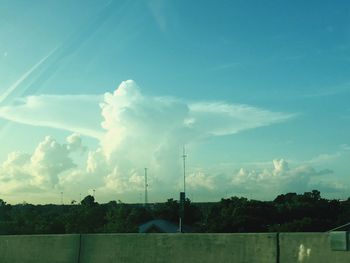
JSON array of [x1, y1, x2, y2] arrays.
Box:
[[279, 233, 350, 263], [80, 233, 277, 263], [2, 233, 350, 263], [0, 234, 80, 263]]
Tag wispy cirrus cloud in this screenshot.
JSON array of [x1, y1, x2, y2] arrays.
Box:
[[0, 48, 57, 106], [148, 0, 170, 33], [0, 94, 104, 139], [0, 80, 295, 141], [187, 101, 294, 136]]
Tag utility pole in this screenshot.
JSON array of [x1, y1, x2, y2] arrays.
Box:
[[182, 145, 187, 193], [60, 192, 63, 205], [179, 145, 187, 233], [93, 189, 96, 199], [144, 168, 148, 206]]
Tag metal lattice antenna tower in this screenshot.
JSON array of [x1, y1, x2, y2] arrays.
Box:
[[182, 145, 187, 193], [144, 168, 148, 206]]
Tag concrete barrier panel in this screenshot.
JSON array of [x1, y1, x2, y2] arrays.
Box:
[[280, 233, 350, 263], [0, 234, 80, 263], [80, 233, 277, 263]]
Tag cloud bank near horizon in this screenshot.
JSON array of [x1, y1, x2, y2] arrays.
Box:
[[0, 133, 343, 202]]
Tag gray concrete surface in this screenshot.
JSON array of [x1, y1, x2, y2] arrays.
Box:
[[79, 233, 277, 263], [279, 233, 350, 263], [0, 234, 80, 263], [2, 233, 350, 262]]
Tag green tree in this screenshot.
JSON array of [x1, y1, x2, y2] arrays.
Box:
[[65, 195, 106, 233], [103, 202, 152, 233]]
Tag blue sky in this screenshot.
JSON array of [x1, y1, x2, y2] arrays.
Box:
[[0, 0, 349, 204]]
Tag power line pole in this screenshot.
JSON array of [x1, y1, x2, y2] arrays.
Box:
[[179, 145, 187, 233], [60, 192, 63, 205], [144, 168, 148, 206], [182, 145, 187, 193]]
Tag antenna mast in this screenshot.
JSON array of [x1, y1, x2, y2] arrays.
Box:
[[182, 145, 187, 193], [144, 168, 148, 206], [179, 145, 187, 233]]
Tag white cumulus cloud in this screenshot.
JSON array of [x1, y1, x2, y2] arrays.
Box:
[[0, 134, 85, 195], [0, 80, 305, 202], [182, 159, 344, 200]]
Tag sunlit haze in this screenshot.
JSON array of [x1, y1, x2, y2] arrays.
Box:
[[0, 0, 349, 204]]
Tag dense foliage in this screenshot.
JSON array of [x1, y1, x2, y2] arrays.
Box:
[[0, 190, 349, 234]]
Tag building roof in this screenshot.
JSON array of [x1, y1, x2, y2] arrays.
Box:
[[139, 219, 195, 233]]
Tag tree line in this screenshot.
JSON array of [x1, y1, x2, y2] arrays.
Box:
[[0, 190, 349, 234]]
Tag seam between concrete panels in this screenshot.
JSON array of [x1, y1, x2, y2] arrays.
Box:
[[77, 234, 82, 263], [276, 233, 280, 263]]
